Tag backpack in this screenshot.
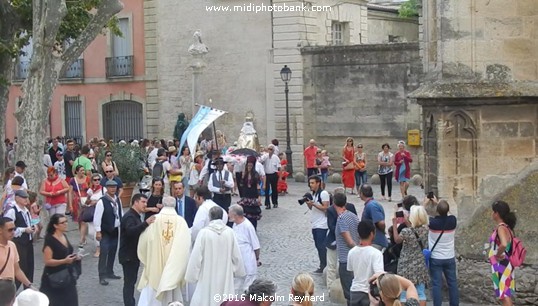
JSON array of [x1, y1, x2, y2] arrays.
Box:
[[508, 231, 526, 267], [497, 224, 526, 267], [152, 160, 165, 179]]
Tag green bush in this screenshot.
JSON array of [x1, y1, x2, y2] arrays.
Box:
[[97, 144, 145, 185], [399, 0, 419, 18]]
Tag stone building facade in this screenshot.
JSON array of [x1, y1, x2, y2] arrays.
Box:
[[147, 0, 419, 173], [413, 0, 538, 303]]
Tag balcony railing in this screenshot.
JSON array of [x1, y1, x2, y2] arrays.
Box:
[[61, 59, 84, 80], [14, 61, 30, 80], [105, 56, 133, 78], [15, 59, 84, 81]]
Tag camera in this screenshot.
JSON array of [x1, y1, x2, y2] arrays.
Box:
[[298, 192, 314, 205], [427, 191, 435, 199], [395, 211, 404, 218], [369, 281, 385, 306]]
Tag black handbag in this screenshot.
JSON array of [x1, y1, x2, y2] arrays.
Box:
[[81, 205, 96, 223], [47, 267, 73, 289], [243, 205, 262, 215]]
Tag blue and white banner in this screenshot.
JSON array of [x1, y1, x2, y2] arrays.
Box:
[[179, 105, 226, 158]]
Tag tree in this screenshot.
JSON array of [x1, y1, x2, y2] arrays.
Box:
[[0, 0, 123, 191], [399, 0, 419, 18], [0, 1, 23, 172]]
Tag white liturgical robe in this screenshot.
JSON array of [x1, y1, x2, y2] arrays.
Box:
[[233, 218, 260, 293], [185, 219, 245, 306], [137, 207, 191, 306]]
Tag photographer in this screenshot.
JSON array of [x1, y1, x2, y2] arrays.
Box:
[[369, 272, 419, 306], [304, 175, 329, 274]]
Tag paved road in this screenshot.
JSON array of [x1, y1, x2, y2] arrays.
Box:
[[25, 181, 492, 305]]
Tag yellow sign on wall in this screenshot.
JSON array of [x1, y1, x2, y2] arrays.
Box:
[[407, 130, 421, 146]]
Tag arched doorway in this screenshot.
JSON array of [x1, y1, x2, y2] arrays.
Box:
[[102, 100, 143, 141]]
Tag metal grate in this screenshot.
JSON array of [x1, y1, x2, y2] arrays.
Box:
[[61, 59, 84, 79], [64, 95, 83, 144], [103, 100, 143, 142], [105, 56, 134, 78], [14, 61, 30, 80]]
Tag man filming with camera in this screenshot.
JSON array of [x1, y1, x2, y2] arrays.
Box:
[[302, 175, 329, 274]]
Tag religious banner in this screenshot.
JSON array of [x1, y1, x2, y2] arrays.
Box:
[[179, 105, 226, 158]]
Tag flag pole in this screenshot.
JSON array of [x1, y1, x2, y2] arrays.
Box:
[[208, 99, 219, 152]]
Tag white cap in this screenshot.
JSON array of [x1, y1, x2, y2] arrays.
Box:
[[14, 289, 49, 306]]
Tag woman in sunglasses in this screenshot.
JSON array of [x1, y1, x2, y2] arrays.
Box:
[[69, 165, 90, 248], [100, 151, 119, 176]]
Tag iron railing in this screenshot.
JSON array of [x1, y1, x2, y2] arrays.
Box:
[[105, 56, 133, 78], [14, 61, 30, 80], [61, 59, 84, 79]]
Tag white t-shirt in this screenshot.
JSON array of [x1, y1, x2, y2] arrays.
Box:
[[311, 190, 329, 229], [150, 160, 172, 184], [347, 245, 384, 293], [147, 148, 158, 167]]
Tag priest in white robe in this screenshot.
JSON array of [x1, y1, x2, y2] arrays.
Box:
[[185, 206, 245, 306], [229, 204, 261, 294], [137, 196, 191, 306]]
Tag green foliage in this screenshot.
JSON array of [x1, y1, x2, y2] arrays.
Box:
[[399, 0, 419, 18], [1, 0, 120, 59], [97, 144, 145, 184]]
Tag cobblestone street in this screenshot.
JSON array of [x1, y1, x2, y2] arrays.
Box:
[[27, 181, 493, 306]]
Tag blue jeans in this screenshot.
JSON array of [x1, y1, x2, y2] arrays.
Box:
[[430, 257, 459, 306], [354, 171, 367, 187], [312, 228, 328, 269]]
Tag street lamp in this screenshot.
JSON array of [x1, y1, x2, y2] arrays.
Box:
[[280, 65, 293, 177]]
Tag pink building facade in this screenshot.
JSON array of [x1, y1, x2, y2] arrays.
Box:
[[6, 0, 147, 144]]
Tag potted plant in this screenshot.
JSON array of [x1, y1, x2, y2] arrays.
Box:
[[98, 144, 145, 207]]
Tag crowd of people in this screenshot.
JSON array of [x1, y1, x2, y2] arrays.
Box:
[[0, 135, 523, 306]]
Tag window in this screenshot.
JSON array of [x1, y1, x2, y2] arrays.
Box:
[[331, 21, 349, 45], [15, 38, 32, 80], [106, 18, 133, 77], [102, 101, 143, 141], [64, 96, 84, 144]]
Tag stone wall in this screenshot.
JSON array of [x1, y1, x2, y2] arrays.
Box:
[[420, 0, 538, 81], [301, 43, 423, 175], [154, 0, 273, 143], [368, 9, 419, 44], [458, 258, 538, 305]]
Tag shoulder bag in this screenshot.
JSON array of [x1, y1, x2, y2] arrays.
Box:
[[412, 228, 430, 267], [47, 266, 73, 289], [0, 247, 11, 275], [422, 220, 446, 268]]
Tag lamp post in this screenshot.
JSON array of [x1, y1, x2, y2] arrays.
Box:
[[280, 65, 293, 177]]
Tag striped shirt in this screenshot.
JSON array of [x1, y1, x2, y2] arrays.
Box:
[[336, 210, 360, 263]]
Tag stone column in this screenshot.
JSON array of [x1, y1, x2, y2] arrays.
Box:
[[188, 30, 208, 116], [190, 55, 205, 115]]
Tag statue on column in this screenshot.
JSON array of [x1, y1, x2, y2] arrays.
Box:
[[188, 30, 209, 55], [173, 113, 189, 143], [237, 114, 260, 151]]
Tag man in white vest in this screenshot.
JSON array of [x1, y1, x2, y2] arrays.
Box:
[[137, 196, 191, 306]]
